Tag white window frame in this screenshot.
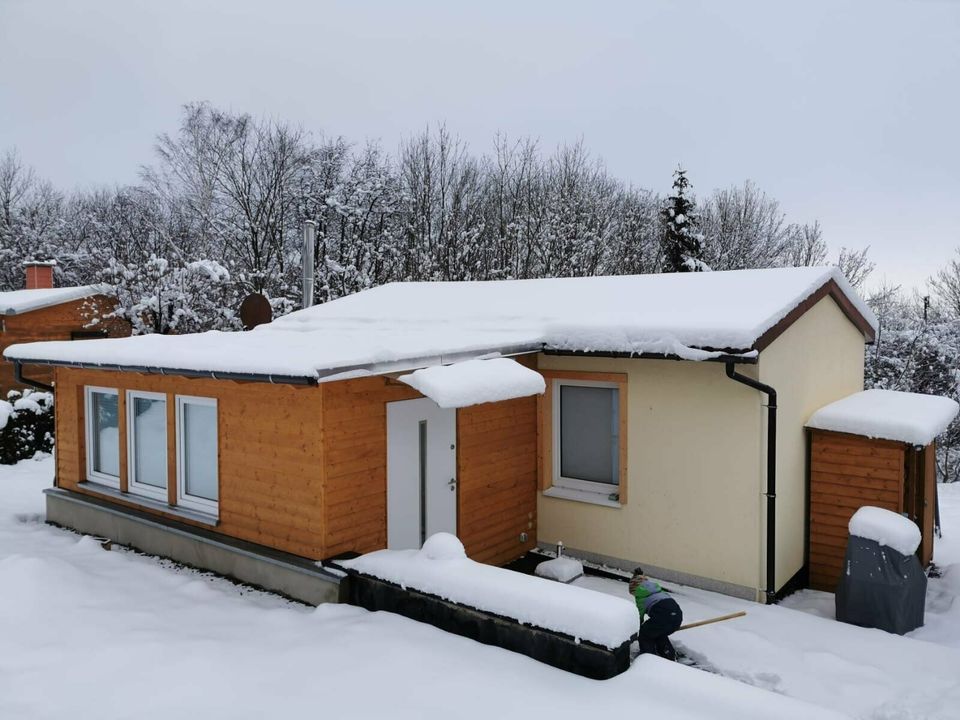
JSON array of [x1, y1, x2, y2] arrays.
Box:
[[551, 379, 621, 497], [175, 395, 219, 516], [84, 386, 120, 488], [126, 389, 169, 502]]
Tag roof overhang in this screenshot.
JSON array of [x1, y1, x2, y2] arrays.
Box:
[[752, 277, 876, 350], [0, 284, 110, 316], [396, 358, 546, 409]]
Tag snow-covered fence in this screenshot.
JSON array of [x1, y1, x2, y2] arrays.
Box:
[[338, 534, 639, 679], [0, 389, 54, 464]]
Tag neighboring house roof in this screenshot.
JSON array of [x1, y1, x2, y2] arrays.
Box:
[[0, 285, 107, 316], [807, 389, 959, 446], [3, 267, 876, 383]]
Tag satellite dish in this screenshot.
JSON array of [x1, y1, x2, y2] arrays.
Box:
[[239, 293, 272, 331]]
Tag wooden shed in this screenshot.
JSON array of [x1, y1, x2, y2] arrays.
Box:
[[805, 390, 959, 591], [0, 262, 128, 395]]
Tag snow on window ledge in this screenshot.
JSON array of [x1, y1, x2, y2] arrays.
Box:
[[78, 480, 219, 527], [542, 485, 622, 509]]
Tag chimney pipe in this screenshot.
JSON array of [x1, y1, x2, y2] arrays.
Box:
[[24, 259, 56, 290], [302, 220, 316, 309]]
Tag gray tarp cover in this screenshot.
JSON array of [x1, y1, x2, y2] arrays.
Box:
[[835, 535, 927, 635]]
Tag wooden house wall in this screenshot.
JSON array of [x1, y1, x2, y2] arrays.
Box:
[[808, 429, 905, 590], [57, 367, 540, 569], [0, 296, 128, 394], [458, 395, 538, 565], [319, 375, 539, 566], [320, 376, 420, 558], [54, 367, 327, 558]]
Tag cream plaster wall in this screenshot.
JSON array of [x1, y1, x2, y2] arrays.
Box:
[[537, 355, 764, 592], [536, 295, 867, 600], [758, 296, 866, 590]]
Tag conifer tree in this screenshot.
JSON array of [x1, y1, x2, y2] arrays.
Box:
[[660, 166, 705, 272]]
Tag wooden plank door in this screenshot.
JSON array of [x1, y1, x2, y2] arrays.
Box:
[[919, 443, 936, 566]]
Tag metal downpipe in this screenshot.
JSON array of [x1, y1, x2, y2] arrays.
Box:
[[14, 360, 54, 393], [725, 361, 778, 604]]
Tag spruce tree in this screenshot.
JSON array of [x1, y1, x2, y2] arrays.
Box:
[[660, 166, 705, 272]]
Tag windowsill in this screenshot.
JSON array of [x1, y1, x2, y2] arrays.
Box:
[[542, 486, 622, 508], [78, 481, 219, 527]]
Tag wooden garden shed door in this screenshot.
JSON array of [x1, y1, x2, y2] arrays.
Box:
[[903, 444, 936, 567]]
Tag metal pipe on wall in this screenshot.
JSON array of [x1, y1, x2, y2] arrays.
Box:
[[725, 361, 778, 604]]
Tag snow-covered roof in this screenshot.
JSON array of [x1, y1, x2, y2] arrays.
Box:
[[397, 358, 545, 409], [4, 267, 875, 381], [0, 285, 107, 316], [807, 389, 960, 446]]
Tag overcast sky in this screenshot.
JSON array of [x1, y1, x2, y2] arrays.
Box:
[[1, 0, 958, 290]]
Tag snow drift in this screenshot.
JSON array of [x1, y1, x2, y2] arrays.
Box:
[[341, 533, 639, 649]]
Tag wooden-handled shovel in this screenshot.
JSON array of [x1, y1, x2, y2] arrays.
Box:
[[676, 611, 746, 632]]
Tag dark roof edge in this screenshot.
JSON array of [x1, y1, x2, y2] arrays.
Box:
[[9, 357, 318, 386], [752, 277, 876, 352], [541, 349, 758, 364]]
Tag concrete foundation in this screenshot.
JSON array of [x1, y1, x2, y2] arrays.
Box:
[[45, 488, 341, 605]]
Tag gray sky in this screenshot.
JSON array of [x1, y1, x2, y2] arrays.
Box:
[[1, 0, 958, 290]]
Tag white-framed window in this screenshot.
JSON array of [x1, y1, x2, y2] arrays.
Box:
[[126, 390, 168, 501], [176, 395, 219, 516], [84, 386, 120, 488], [551, 379, 621, 497]]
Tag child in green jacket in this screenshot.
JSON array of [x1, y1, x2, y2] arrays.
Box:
[[629, 567, 683, 661]]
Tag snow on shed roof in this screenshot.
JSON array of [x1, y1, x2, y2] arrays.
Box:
[[807, 389, 960, 446], [3, 267, 875, 381], [0, 285, 107, 316]]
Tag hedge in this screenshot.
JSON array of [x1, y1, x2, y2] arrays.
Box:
[[0, 389, 54, 464]]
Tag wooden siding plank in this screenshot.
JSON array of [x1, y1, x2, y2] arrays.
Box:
[[808, 430, 907, 589], [810, 459, 902, 482]]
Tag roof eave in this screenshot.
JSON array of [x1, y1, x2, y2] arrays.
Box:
[[751, 277, 876, 353], [540, 348, 759, 364], [7, 357, 319, 387]]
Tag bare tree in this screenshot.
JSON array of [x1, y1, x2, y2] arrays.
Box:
[[836, 246, 874, 289], [784, 221, 828, 267], [700, 181, 792, 270], [929, 248, 960, 318]]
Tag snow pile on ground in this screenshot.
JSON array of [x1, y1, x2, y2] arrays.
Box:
[[848, 506, 922, 555], [0, 458, 843, 720], [341, 533, 638, 648], [807, 389, 960, 446], [397, 358, 545, 408], [7, 458, 960, 719], [0, 284, 106, 315], [535, 556, 584, 583], [5, 266, 872, 378]]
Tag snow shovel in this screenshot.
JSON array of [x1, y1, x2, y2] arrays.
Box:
[[676, 611, 746, 632]]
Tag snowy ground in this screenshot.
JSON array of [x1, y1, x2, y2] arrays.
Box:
[[1, 457, 958, 719]]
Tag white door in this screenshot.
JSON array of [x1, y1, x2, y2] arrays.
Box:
[[386, 398, 457, 550]]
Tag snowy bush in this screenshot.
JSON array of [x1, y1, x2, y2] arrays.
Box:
[[0, 389, 54, 464]]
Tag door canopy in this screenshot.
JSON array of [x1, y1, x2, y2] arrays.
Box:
[[397, 358, 545, 409]]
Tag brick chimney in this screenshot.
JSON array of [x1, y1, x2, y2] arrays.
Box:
[[24, 260, 56, 290]]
